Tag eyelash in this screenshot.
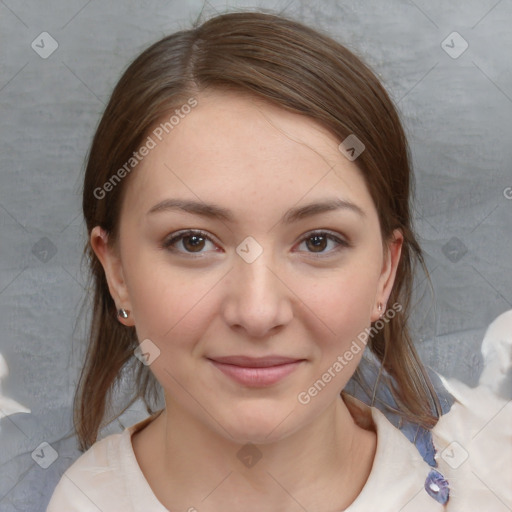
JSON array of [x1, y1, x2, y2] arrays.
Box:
[[161, 229, 350, 258]]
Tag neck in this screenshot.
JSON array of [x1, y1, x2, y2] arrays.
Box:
[[141, 394, 376, 512]]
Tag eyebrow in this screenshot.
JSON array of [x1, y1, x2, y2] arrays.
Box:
[[147, 197, 366, 224]]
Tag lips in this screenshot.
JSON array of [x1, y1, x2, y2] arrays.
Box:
[[209, 355, 303, 368], [207, 355, 305, 387]]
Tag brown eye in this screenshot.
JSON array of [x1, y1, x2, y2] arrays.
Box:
[[297, 231, 349, 256], [306, 234, 328, 253], [163, 230, 216, 254], [182, 234, 206, 252]]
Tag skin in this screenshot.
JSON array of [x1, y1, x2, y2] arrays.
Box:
[[91, 90, 403, 511]]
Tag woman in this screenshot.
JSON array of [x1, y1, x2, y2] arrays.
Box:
[[47, 11, 510, 511]]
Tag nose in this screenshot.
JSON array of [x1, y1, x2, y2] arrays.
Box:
[[221, 250, 293, 339]]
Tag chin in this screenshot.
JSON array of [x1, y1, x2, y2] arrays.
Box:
[[215, 403, 302, 445]]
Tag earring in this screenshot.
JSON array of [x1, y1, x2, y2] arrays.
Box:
[[378, 303, 383, 318], [118, 308, 129, 319]]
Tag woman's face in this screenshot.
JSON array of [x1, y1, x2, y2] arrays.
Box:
[[92, 90, 402, 444]]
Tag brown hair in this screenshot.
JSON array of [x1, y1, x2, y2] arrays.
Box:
[[74, 11, 441, 452]]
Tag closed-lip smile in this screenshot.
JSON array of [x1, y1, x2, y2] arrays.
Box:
[[207, 355, 305, 386]]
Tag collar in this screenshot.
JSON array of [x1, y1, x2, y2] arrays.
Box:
[[342, 393, 448, 511]]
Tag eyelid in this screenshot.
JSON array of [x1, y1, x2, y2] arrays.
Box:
[[300, 228, 349, 243]]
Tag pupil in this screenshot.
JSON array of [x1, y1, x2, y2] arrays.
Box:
[[185, 235, 204, 252], [308, 235, 326, 252]]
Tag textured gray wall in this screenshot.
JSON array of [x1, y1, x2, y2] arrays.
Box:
[[0, 0, 511, 510]]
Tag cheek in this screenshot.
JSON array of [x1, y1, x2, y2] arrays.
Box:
[[297, 260, 380, 351], [126, 263, 222, 391], [122, 247, 222, 342]]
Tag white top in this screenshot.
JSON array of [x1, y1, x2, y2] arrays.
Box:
[[46, 380, 511, 512]]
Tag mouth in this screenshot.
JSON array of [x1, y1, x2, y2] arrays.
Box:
[[207, 355, 306, 387]]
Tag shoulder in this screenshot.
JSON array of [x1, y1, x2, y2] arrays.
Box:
[[46, 429, 131, 511], [432, 377, 512, 511], [344, 362, 512, 512], [47, 412, 167, 512], [430, 309, 512, 510]]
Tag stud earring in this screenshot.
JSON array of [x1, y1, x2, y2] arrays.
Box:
[[118, 308, 129, 319], [378, 303, 383, 318]]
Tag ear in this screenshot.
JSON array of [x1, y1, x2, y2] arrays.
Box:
[[90, 226, 134, 326], [371, 229, 403, 322]]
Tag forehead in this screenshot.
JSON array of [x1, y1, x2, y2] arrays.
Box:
[[121, 91, 375, 222]]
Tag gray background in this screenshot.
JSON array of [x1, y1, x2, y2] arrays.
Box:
[[0, 0, 511, 510]]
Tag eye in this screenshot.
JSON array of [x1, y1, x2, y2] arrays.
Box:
[[162, 230, 219, 255], [162, 229, 350, 258], [296, 230, 350, 256]]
